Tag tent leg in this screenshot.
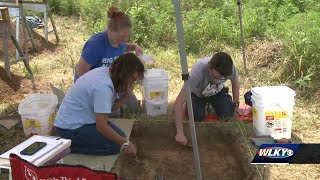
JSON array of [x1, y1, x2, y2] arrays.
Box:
[[173, 0, 202, 179], [237, 0, 248, 74], [262, 165, 267, 180]]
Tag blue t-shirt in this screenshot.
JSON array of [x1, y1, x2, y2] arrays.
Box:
[[74, 31, 126, 82], [55, 67, 117, 130]]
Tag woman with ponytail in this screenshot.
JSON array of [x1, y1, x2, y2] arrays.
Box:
[[74, 6, 143, 115]]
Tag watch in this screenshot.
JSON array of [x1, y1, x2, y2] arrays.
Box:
[[234, 102, 240, 107], [122, 141, 129, 150]]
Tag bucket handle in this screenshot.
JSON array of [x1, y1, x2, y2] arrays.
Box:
[[145, 98, 167, 105]]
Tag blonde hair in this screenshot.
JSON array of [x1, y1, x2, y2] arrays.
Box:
[[107, 6, 132, 31]]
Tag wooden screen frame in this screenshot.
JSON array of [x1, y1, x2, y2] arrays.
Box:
[[0, 0, 19, 7]]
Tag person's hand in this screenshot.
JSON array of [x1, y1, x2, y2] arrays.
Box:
[[134, 44, 143, 56], [235, 107, 245, 116], [124, 142, 137, 156], [175, 133, 187, 145]]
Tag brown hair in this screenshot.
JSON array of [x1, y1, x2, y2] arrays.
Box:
[[107, 6, 132, 31], [110, 53, 144, 93], [209, 52, 233, 77]]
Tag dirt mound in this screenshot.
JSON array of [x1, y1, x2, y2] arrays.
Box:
[[0, 22, 57, 104], [0, 66, 30, 102], [0, 22, 58, 58], [0, 66, 50, 103], [246, 41, 284, 68]]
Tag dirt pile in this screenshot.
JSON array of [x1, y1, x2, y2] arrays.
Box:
[[246, 41, 284, 69]]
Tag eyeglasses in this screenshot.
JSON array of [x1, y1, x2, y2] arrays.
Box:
[[209, 69, 225, 80]]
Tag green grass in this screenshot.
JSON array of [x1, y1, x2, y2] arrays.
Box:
[[46, 0, 320, 91], [0, 9, 320, 180]]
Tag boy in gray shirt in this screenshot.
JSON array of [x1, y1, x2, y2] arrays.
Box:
[[174, 52, 242, 145]]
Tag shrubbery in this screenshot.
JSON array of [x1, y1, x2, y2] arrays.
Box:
[[48, 0, 319, 90]]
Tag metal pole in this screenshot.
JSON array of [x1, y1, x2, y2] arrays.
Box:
[[237, 0, 248, 74], [15, 8, 20, 59], [173, 0, 202, 179]]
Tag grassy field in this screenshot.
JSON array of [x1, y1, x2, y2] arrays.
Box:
[[0, 13, 319, 180]]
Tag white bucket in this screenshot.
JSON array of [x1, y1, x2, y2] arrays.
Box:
[[18, 93, 58, 137], [251, 86, 295, 139], [141, 69, 169, 116]]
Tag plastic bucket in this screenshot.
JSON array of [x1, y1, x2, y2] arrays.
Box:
[[141, 69, 169, 116], [251, 86, 295, 139], [18, 93, 58, 137]]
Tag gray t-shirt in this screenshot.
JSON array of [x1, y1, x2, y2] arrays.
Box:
[[188, 57, 238, 97]]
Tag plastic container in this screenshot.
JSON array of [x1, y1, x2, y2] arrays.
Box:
[[138, 54, 155, 65], [18, 93, 58, 137], [251, 86, 295, 139], [141, 69, 169, 116]]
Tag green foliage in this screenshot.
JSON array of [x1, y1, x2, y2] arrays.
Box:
[[48, 0, 80, 16], [22, 63, 39, 78], [275, 12, 320, 89], [47, 0, 319, 91]]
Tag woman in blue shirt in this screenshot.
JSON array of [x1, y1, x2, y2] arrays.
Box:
[[74, 7, 143, 115], [55, 53, 144, 156]]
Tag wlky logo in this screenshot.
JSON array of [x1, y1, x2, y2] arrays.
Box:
[[258, 147, 294, 158], [25, 166, 38, 180]]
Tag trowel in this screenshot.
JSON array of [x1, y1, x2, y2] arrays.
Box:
[[251, 136, 292, 147]]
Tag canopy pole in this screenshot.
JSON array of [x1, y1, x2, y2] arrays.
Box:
[[237, 0, 248, 74], [173, 0, 202, 179]]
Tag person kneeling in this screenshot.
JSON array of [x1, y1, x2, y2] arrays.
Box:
[[174, 52, 242, 145], [54, 53, 144, 156]]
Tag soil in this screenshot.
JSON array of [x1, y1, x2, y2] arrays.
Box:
[[0, 66, 32, 102], [246, 41, 284, 69], [0, 22, 58, 56], [0, 24, 57, 103], [0, 66, 51, 103], [113, 123, 258, 180]]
